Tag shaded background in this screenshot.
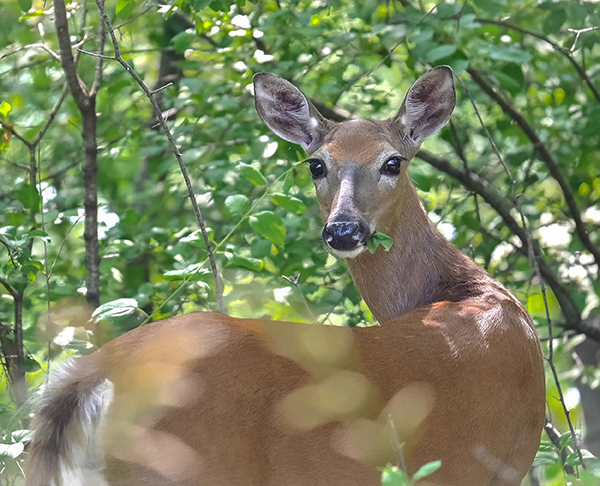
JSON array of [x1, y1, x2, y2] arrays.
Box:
[[0, 0, 599, 483]]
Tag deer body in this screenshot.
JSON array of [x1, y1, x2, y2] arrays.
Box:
[[27, 67, 545, 486]]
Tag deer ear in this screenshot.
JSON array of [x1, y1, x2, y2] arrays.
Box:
[[392, 66, 456, 143], [253, 73, 328, 151]]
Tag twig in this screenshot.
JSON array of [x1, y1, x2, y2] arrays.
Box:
[[282, 274, 314, 319], [568, 26, 600, 52], [48, 215, 85, 280], [345, 1, 443, 90], [141, 166, 296, 325], [91, 5, 106, 98], [92, 0, 226, 315], [32, 84, 68, 147], [0, 120, 32, 148], [456, 74, 586, 469], [474, 18, 600, 103], [544, 420, 575, 474], [467, 68, 600, 268]]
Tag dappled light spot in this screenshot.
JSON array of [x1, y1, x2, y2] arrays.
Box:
[[263, 321, 356, 373], [333, 383, 435, 466], [276, 370, 374, 431], [158, 370, 205, 408], [107, 425, 202, 482], [36, 297, 92, 345], [382, 382, 435, 438], [473, 445, 521, 485]]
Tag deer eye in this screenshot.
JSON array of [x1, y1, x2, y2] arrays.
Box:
[[381, 156, 405, 176], [306, 159, 326, 179]]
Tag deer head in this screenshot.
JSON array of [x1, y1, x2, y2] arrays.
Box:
[[254, 67, 456, 258]]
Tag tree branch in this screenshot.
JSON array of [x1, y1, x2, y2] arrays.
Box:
[[53, 0, 90, 110], [54, 0, 101, 316], [474, 18, 600, 103], [92, 0, 226, 315], [467, 68, 600, 267], [90, 1, 106, 98]]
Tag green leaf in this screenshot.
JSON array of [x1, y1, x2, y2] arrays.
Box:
[[489, 45, 532, 63], [18, 9, 45, 20], [172, 31, 196, 54], [0, 101, 12, 120], [179, 230, 210, 248], [17, 0, 32, 12], [249, 211, 286, 247], [25, 356, 41, 373], [425, 45, 456, 62], [283, 170, 295, 192], [581, 469, 600, 486], [532, 450, 559, 466], [271, 193, 306, 214], [367, 232, 394, 254], [380, 465, 409, 486], [0, 442, 24, 459], [193, 0, 213, 10], [543, 9, 566, 35], [163, 263, 206, 279], [116, 0, 135, 17], [14, 183, 40, 210], [231, 255, 264, 272], [27, 229, 50, 242], [92, 298, 139, 322], [239, 163, 267, 186], [225, 194, 250, 214], [559, 431, 572, 448], [412, 460, 442, 481]]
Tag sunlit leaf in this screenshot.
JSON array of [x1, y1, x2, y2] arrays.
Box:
[[249, 211, 286, 247], [225, 194, 251, 214], [92, 298, 139, 322], [412, 460, 442, 481], [271, 193, 306, 214], [239, 163, 267, 186]]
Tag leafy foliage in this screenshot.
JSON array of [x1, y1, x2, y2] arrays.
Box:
[[0, 0, 599, 484]]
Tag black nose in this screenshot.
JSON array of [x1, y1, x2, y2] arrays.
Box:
[[322, 220, 369, 251]]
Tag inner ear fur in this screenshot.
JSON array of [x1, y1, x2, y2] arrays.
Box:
[[391, 66, 456, 144], [253, 73, 329, 152]]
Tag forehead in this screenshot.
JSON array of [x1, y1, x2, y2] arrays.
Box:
[[317, 119, 394, 165]]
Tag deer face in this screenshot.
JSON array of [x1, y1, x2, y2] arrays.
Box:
[[254, 67, 456, 258]]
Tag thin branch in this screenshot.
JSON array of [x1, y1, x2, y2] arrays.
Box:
[[92, 0, 226, 315], [545, 420, 575, 474], [0, 278, 16, 299], [468, 68, 600, 267], [417, 150, 581, 325], [0, 120, 32, 148], [90, 4, 106, 98], [456, 76, 586, 468], [53, 0, 90, 109], [0, 42, 60, 62], [32, 84, 69, 147], [474, 18, 600, 103], [282, 274, 314, 320]]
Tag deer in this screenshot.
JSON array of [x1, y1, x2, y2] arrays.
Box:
[[26, 66, 545, 486]]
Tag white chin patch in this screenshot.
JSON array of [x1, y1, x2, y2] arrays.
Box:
[[331, 245, 367, 259]]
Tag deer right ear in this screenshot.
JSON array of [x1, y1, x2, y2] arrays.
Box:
[[392, 66, 456, 144], [253, 73, 327, 151]]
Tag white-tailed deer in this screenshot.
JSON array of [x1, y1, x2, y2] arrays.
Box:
[[27, 66, 545, 486]]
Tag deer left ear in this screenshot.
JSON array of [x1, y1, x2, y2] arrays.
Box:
[[392, 66, 456, 143]]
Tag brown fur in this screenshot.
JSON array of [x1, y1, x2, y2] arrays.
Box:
[[27, 69, 545, 486]]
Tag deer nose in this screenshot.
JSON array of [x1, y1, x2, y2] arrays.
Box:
[[322, 221, 369, 251]]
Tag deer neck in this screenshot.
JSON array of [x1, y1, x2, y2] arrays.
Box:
[[347, 178, 486, 324]]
